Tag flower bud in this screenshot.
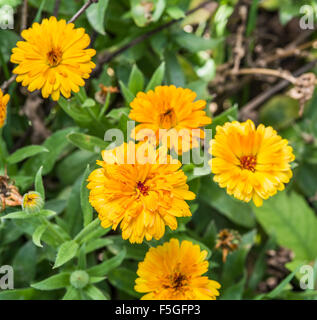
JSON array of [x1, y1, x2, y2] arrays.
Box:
[[22, 191, 44, 213], [70, 270, 89, 289]]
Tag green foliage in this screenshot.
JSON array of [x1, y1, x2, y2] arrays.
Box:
[[0, 0, 317, 301]]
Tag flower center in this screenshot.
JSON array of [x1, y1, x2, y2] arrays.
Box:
[[136, 181, 149, 196], [47, 48, 63, 67], [159, 108, 177, 129], [168, 272, 188, 290], [240, 155, 257, 172]]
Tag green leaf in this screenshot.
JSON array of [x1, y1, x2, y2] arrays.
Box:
[[208, 105, 238, 130], [199, 176, 256, 228], [0, 288, 36, 300], [13, 241, 37, 287], [119, 80, 135, 104], [84, 285, 109, 300], [175, 31, 222, 53], [85, 238, 113, 254], [62, 286, 81, 300], [164, 50, 185, 87], [67, 132, 108, 153], [221, 230, 256, 289], [108, 267, 141, 298], [35, 166, 45, 200], [7, 145, 49, 164], [265, 264, 303, 299], [248, 236, 276, 291], [259, 95, 299, 130], [87, 247, 127, 277], [54, 240, 79, 269], [21, 127, 78, 175], [1, 209, 56, 220], [166, 6, 185, 19], [220, 273, 246, 300], [128, 64, 144, 95], [82, 98, 96, 108], [254, 191, 317, 261], [86, 0, 109, 35], [145, 62, 165, 92], [81, 165, 93, 227], [152, 0, 166, 21], [31, 273, 71, 291], [32, 224, 47, 248], [130, 0, 148, 27]]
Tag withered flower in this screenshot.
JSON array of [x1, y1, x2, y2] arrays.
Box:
[[0, 175, 23, 211], [95, 84, 119, 105], [215, 229, 241, 263]]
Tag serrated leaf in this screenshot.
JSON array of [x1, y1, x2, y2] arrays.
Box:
[[7, 145, 49, 164], [54, 240, 79, 269], [31, 272, 71, 291]]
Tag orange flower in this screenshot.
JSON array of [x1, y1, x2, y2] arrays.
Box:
[[11, 16, 95, 101], [135, 238, 221, 300], [129, 85, 211, 154], [209, 120, 295, 206], [87, 142, 195, 243], [0, 89, 10, 128]]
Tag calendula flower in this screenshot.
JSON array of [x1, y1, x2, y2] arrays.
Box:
[[135, 238, 221, 300], [22, 191, 44, 213], [87, 142, 195, 243], [0, 89, 10, 128], [209, 120, 295, 207], [10, 16, 96, 101], [129, 85, 211, 154]]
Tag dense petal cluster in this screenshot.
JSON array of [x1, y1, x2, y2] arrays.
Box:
[[87, 142, 195, 243], [209, 120, 295, 207], [135, 238, 221, 300], [0, 89, 9, 128], [129, 85, 211, 154], [11, 16, 96, 101]]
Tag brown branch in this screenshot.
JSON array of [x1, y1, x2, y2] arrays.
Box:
[[233, 68, 298, 84], [239, 60, 317, 120], [1, 75, 17, 92], [68, 0, 99, 24], [95, 1, 218, 70], [53, 0, 62, 17], [21, 0, 28, 32]]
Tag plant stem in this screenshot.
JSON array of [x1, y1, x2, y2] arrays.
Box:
[[98, 92, 111, 119], [68, 0, 99, 24], [74, 218, 100, 244], [40, 216, 65, 245]]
